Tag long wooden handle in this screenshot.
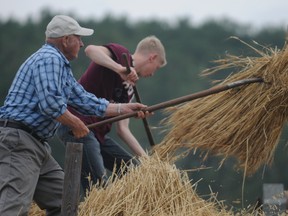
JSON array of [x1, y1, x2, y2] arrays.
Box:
[[87, 77, 264, 129], [122, 53, 156, 146], [122, 53, 131, 74]]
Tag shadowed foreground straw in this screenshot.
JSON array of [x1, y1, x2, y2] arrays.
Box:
[[153, 37, 288, 175], [29, 155, 261, 215]]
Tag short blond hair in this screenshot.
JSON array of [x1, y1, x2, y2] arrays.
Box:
[[135, 35, 167, 67]]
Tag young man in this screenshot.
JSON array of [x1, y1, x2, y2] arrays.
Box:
[[57, 35, 167, 191], [0, 15, 147, 216]]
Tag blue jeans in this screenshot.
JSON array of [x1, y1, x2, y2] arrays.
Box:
[[56, 125, 139, 192]]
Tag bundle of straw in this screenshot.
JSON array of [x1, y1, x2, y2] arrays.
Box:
[[154, 37, 288, 175]]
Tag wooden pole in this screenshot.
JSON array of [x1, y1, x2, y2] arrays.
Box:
[[122, 53, 156, 146], [87, 77, 263, 129], [61, 142, 83, 216]]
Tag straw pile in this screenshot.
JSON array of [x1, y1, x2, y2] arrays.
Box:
[[77, 155, 232, 216], [153, 37, 288, 175], [29, 155, 260, 215]]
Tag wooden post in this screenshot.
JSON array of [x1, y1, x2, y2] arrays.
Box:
[[61, 142, 83, 216]]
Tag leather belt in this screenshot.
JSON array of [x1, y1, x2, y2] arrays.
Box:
[[0, 119, 46, 143]]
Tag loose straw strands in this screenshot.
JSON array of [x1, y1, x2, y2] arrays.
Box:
[[28, 205, 45, 216], [154, 38, 288, 175]]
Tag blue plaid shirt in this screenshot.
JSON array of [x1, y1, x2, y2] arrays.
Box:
[[0, 43, 109, 139]]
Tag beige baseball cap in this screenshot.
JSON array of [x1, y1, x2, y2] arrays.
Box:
[[45, 15, 94, 38]]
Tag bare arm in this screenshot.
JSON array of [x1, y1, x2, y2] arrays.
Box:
[[104, 102, 148, 117], [116, 118, 148, 157], [56, 110, 89, 138], [85, 45, 124, 73], [85, 45, 138, 84]]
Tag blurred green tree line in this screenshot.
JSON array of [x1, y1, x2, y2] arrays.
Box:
[[1, 9, 287, 212]]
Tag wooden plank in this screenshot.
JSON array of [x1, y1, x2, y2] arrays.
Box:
[[61, 142, 83, 216]]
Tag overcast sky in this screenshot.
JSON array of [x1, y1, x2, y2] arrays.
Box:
[[1, 0, 288, 29]]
